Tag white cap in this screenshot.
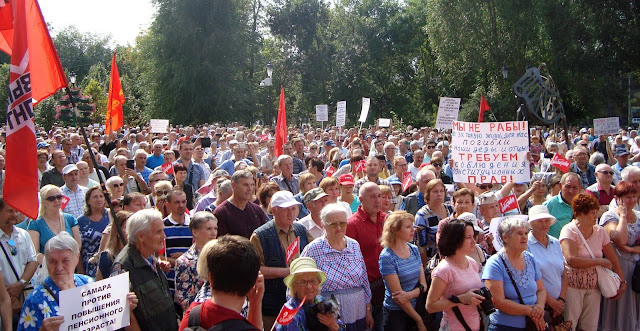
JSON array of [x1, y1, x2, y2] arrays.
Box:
[[62, 164, 79, 175], [457, 212, 482, 232], [270, 191, 302, 209]]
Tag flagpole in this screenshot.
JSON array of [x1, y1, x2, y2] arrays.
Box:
[[65, 87, 126, 246]]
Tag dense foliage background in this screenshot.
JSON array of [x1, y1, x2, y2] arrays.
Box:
[[1, 0, 639, 129]]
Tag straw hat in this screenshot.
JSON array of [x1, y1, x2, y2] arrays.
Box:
[[283, 257, 327, 289], [527, 205, 557, 225]]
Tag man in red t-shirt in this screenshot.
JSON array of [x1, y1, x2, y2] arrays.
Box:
[[179, 236, 264, 331]]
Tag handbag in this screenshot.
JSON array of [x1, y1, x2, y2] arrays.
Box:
[[574, 223, 621, 298], [632, 260, 640, 293], [499, 256, 552, 331]]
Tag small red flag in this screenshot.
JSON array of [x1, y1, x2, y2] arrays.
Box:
[[354, 160, 366, 173], [326, 166, 336, 177], [60, 195, 70, 210], [158, 238, 167, 259], [478, 95, 490, 123], [106, 51, 125, 134], [402, 172, 412, 192], [498, 194, 519, 214], [276, 296, 306, 326], [161, 162, 174, 175], [274, 86, 287, 157], [285, 237, 300, 264], [550, 153, 571, 173]]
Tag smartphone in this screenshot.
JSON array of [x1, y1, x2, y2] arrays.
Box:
[[201, 137, 211, 148], [126, 159, 135, 170]]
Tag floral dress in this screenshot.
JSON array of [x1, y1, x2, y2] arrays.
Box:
[[18, 275, 93, 331], [174, 244, 204, 311]]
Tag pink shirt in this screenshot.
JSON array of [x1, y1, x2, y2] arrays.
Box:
[[559, 221, 610, 289], [432, 257, 482, 331]]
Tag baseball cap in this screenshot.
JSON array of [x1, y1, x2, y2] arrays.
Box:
[[388, 178, 402, 186], [303, 188, 328, 203], [616, 150, 630, 157], [62, 164, 79, 175], [325, 140, 336, 147], [36, 142, 50, 149], [339, 174, 355, 186], [477, 192, 498, 205], [270, 191, 302, 209]]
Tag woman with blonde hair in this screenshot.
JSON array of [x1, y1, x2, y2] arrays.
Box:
[[105, 176, 125, 201], [319, 177, 352, 217], [295, 173, 317, 219]]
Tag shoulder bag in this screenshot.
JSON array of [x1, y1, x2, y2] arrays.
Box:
[[573, 224, 621, 298]]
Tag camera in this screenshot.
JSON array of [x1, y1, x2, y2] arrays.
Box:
[[474, 287, 496, 315]]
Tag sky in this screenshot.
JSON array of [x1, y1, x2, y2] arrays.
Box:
[[38, 0, 157, 46]]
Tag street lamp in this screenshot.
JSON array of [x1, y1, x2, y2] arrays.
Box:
[[69, 72, 77, 86], [265, 63, 274, 125], [266, 62, 273, 78], [501, 65, 509, 80]]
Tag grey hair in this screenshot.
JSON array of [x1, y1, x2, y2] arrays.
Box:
[[276, 154, 292, 166], [560, 172, 580, 185], [217, 179, 233, 196], [231, 170, 253, 183], [127, 209, 163, 246], [45, 232, 79, 256], [320, 203, 349, 225], [497, 217, 530, 246], [134, 149, 148, 158], [106, 176, 124, 188], [621, 166, 640, 181], [589, 152, 605, 166], [416, 168, 435, 183]]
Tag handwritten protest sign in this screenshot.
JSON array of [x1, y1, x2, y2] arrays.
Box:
[[359, 98, 370, 123], [59, 272, 130, 331], [593, 117, 620, 136], [451, 121, 530, 184], [435, 97, 461, 130], [336, 101, 346, 127], [316, 105, 328, 122], [149, 119, 170, 133]]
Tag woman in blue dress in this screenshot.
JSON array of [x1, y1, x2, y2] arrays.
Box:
[[76, 187, 110, 278]]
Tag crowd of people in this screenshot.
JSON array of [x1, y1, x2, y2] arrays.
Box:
[[0, 122, 638, 331]]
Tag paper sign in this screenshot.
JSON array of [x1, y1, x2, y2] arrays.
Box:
[[285, 237, 300, 264], [435, 97, 461, 130], [489, 215, 528, 252], [359, 97, 370, 123], [276, 296, 306, 325], [402, 172, 412, 192], [550, 153, 571, 173], [354, 160, 366, 173], [593, 117, 620, 136], [161, 162, 174, 175], [451, 121, 530, 184], [316, 104, 328, 122], [60, 195, 70, 210], [498, 194, 519, 213], [336, 101, 347, 127], [59, 272, 131, 331], [149, 119, 170, 134], [378, 118, 391, 127]]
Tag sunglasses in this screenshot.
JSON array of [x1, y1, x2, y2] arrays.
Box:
[[427, 145, 436, 149], [156, 190, 170, 196], [477, 184, 492, 190], [432, 163, 443, 167], [6, 239, 17, 256], [46, 195, 63, 202], [597, 171, 614, 175], [112, 183, 125, 188]]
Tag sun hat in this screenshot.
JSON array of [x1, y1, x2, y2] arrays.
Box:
[[477, 192, 498, 206], [527, 205, 557, 225], [283, 257, 327, 289]]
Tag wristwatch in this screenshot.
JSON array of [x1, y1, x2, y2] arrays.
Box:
[[448, 295, 461, 304], [19, 279, 27, 287]]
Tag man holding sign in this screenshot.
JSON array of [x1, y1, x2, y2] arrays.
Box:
[[250, 191, 313, 330]]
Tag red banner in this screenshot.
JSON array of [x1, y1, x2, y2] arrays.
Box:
[[285, 237, 300, 264], [498, 194, 519, 214], [161, 162, 174, 175], [276, 296, 306, 326], [402, 172, 412, 192], [105, 51, 125, 134], [550, 153, 571, 173], [60, 195, 70, 210]]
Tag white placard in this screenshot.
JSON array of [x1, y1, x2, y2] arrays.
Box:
[[489, 215, 529, 251], [59, 272, 130, 331], [593, 117, 620, 136], [149, 119, 170, 133], [451, 121, 530, 184], [336, 101, 347, 127], [359, 97, 370, 123], [378, 118, 391, 127], [435, 97, 461, 130], [316, 104, 328, 122]]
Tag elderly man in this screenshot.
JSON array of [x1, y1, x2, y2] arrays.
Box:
[[111, 209, 177, 331], [353, 156, 396, 202], [612, 150, 630, 183], [218, 143, 252, 176], [213, 170, 267, 238], [270, 155, 300, 194], [145, 170, 168, 208], [40, 150, 67, 187], [586, 164, 616, 214], [114, 155, 149, 194], [76, 161, 99, 188], [408, 150, 424, 180], [569, 146, 596, 188], [476, 192, 502, 254], [60, 164, 89, 218], [296, 188, 329, 239], [175, 140, 206, 188], [543, 172, 582, 238], [291, 138, 307, 174], [401, 168, 436, 215], [133, 149, 153, 184], [249, 191, 312, 330], [69, 134, 84, 162]]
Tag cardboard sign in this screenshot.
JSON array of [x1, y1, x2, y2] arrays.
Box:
[[316, 104, 328, 122], [149, 119, 170, 134], [498, 194, 519, 214], [435, 97, 461, 130], [593, 117, 620, 136], [336, 101, 347, 127], [59, 272, 131, 331], [451, 121, 530, 184], [489, 215, 529, 251], [60, 195, 70, 210], [276, 296, 306, 326], [378, 118, 391, 128], [359, 97, 370, 123], [550, 153, 571, 173], [161, 162, 174, 175], [285, 237, 300, 264], [402, 172, 412, 192]]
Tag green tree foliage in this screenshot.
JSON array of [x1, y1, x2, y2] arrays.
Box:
[[83, 79, 107, 123], [52, 26, 112, 80]]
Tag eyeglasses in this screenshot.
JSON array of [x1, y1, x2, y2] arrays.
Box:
[[432, 163, 443, 167], [156, 190, 170, 196], [326, 222, 348, 229], [293, 279, 320, 287], [427, 145, 435, 149], [597, 171, 614, 175], [45, 195, 63, 202]]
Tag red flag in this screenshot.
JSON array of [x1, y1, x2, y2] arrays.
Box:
[[274, 86, 287, 157], [105, 51, 125, 134], [354, 160, 366, 173], [158, 238, 167, 259], [60, 195, 70, 210], [550, 153, 571, 173], [402, 172, 412, 192], [0, 1, 12, 55], [478, 95, 490, 122], [326, 166, 336, 177], [4, 0, 67, 219], [285, 236, 300, 264], [161, 162, 174, 175], [498, 194, 519, 214], [276, 296, 306, 326]]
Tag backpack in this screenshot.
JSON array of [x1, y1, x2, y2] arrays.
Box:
[[183, 304, 257, 331]]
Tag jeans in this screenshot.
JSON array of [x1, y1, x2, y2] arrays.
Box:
[[383, 308, 416, 331], [487, 323, 525, 331], [371, 303, 384, 331]]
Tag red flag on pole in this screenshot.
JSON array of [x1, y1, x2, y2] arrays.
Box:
[[285, 237, 300, 264], [105, 51, 125, 134], [274, 86, 287, 157], [550, 153, 571, 173], [0, 1, 13, 55], [3, 0, 68, 219], [478, 95, 490, 122], [498, 194, 519, 214], [275, 296, 306, 326]]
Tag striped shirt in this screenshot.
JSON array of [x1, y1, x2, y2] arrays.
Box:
[[163, 214, 192, 295], [379, 243, 422, 310]]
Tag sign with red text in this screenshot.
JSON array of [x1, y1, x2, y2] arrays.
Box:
[[402, 172, 412, 192], [60, 195, 70, 210], [498, 194, 519, 213], [285, 237, 300, 264], [161, 162, 174, 175], [593, 117, 620, 136], [276, 296, 306, 326], [550, 153, 571, 173], [451, 121, 530, 184], [435, 97, 461, 130]]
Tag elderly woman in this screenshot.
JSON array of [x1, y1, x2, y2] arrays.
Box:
[[483, 217, 547, 331], [379, 211, 428, 331], [560, 193, 624, 331], [436, 188, 476, 243], [95, 211, 132, 281], [414, 179, 454, 259], [301, 203, 373, 330], [18, 232, 138, 331], [427, 219, 485, 331], [106, 176, 125, 201], [276, 257, 340, 330], [77, 186, 110, 277], [598, 181, 640, 331], [175, 212, 218, 311], [526, 205, 568, 324], [319, 177, 352, 218]]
